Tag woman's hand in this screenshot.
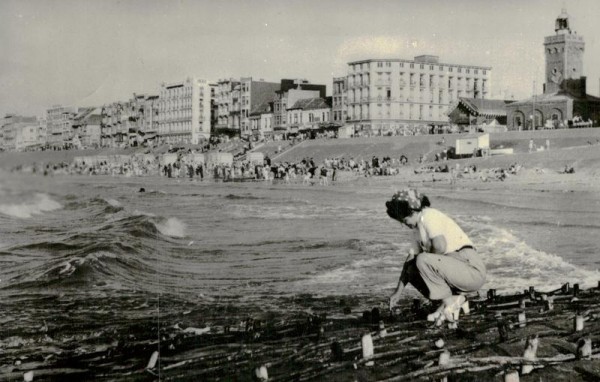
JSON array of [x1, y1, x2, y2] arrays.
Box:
[[389, 289, 403, 311]]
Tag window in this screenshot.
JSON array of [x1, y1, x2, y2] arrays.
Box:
[[439, 66, 444, 71], [420, 64, 424, 69], [400, 62, 404, 68], [466, 69, 470, 74], [386, 62, 391, 67], [474, 69, 478, 74], [430, 65, 434, 70], [449, 67, 453, 72], [458, 68, 462, 73], [410, 63, 414, 69], [377, 62, 383, 68], [483, 70, 486, 75]]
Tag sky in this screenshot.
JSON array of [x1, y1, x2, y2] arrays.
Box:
[[1, 0, 599, 118]]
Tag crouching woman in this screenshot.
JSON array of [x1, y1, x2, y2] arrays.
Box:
[[386, 188, 486, 325]]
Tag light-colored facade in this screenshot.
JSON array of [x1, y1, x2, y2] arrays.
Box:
[[215, 78, 240, 131], [73, 107, 102, 148], [332, 77, 347, 125], [46, 105, 77, 148], [342, 55, 492, 134], [286, 98, 331, 132], [249, 101, 274, 138], [142, 95, 160, 144], [101, 102, 124, 147], [1, 115, 39, 151], [15, 123, 40, 151], [158, 77, 213, 144], [273, 79, 326, 133], [36, 119, 47, 148], [215, 78, 280, 137]]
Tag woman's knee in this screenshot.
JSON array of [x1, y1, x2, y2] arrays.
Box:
[[415, 253, 436, 271]]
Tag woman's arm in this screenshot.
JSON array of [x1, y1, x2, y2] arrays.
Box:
[[429, 235, 447, 254], [389, 249, 416, 310]]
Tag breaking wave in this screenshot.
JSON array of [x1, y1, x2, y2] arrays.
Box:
[[0, 193, 62, 218]]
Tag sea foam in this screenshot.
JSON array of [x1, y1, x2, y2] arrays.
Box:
[[0, 193, 62, 219], [467, 218, 600, 292], [155, 217, 187, 238]]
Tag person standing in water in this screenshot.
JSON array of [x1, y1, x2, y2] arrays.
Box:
[[386, 188, 486, 325]]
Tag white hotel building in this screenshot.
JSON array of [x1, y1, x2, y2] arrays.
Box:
[[344, 55, 491, 133], [158, 77, 213, 144]]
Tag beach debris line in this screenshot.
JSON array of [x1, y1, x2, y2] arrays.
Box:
[[9, 282, 600, 380]]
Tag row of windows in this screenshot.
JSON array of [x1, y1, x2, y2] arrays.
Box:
[[352, 62, 487, 75], [348, 74, 487, 88], [349, 105, 448, 120], [288, 111, 330, 124]]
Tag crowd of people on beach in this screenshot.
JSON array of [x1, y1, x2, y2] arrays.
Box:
[[14, 152, 535, 187], [12, 149, 423, 186]]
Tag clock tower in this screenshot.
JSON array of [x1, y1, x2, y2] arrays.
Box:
[[543, 8, 585, 94]]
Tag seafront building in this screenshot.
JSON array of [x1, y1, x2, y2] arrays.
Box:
[[158, 77, 214, 145], [273, 79, 327, 136], [215, 77, 280, 137], [248, 101, 275, 139], [1, 114, 40, 151], [506, 8, 600, 130], [286, 97, 332, 136], [215, 78, 241, 134], [141, 95, 160, 146], [332, 77, 347, 125], [340, 55, 492, 135], [72, 108, 102, 148], [46, 105, 77, 148]]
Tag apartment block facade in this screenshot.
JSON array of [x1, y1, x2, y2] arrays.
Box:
[[273, 79, 327, 133], [158, 77, 213, 145], [215, 78, 241, 132], [1, 114, 39, 151], [343, 55, 491, 134], [46, 105, 77, 148], [214, 77, 280, 137], [142, 95, 160, 144], [332, 77, 347, 125], [248, 101, 274, 138]]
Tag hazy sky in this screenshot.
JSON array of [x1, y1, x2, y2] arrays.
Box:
[[1, 0, 599, 118]]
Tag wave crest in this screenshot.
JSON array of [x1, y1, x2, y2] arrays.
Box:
[[154, 217, 186, 238], [0, 193, 62, 219]]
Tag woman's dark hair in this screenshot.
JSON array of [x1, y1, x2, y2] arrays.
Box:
[[386, 195, 431, 221]]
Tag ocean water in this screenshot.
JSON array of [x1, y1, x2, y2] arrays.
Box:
[[1, 172, 599, 374]]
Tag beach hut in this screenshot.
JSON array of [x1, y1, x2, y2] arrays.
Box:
[[161, 153, 178, 165], [133, 153, 156, 164], [454, 133, 489, 157], [337, 125, 354, 139], [182, 153, 205, 164], [206, 152, 233, 166], [94, 155, 109, 165], [112, 155, 131, 165], [247, 152, 264, 165]]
